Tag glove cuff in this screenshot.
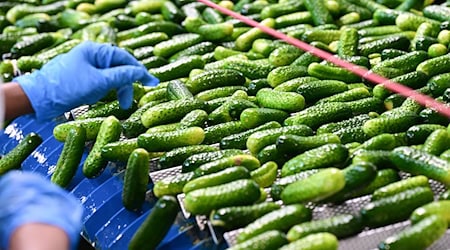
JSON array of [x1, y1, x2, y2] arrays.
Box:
[[14, 72, 64, 122], [0, 171, 83, 250]]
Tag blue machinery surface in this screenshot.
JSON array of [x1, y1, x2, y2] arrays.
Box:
[[0, 115, 226, 250]]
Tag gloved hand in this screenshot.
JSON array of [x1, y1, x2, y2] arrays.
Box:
[[0, 171, 83, 250], [14, 41, 159, 122]]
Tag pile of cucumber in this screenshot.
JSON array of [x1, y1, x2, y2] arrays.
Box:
[[1, 0, 450, 249]]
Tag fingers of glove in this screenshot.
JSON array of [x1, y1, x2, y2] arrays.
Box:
[[101, 65, 153, 90], [94, 43, 142, 68], [117, 85, 134, 110], [142, 73, 160, 87]]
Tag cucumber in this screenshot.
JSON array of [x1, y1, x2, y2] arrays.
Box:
[[423, 5, 450, 22], [317, 87, 371, 104], [372, 175, 430, 201], [250, 161, 278, 187], [269, 45, 305, 67], [153, 172, 195, 197], [327, 162, 377, 203], [10, 33, 54, 57], [422, 129, 450, 156], [270, 169, 320, 201], [141, 99, 205, 128], [153, 33, 203, 58], [317, 113, 374, 134], [184, 179, 260, 215], [101, 138, 138, 163], [395, 13, 440, 35], [338, 27, 359, 57], [256, 144, 286, 166], [118, 32, 169, 49], [379, 214, 447, 250], [291, 52, 321, 67], [146, 123, 181, 134], [82, 116, 122, 178], [358, 25, 402, 37], [334, 126, 371, 144], [0, 133, 42, 174], [167, 80, 193, 100], [158, 145, 217, 170], [267, 65, 308, 87], [6, 2, 66, 23], [287, 214, 363, 241], [208, 97, 256, 124], [187, 69, 246, 95], [138, 127, 204, 152], [358, 35, 410, 56], [285, 102, 353, 129], [390, 147, 450, 186], [427, 73, 450, 97], [183, 166, 250, 193], [194, 154, 260, 177], [281, 168, 346, 204], [279, 233, 338, 250], [211, 202, 280, 230], [122, 148, 149, 211], [77, 100, 138, 120], [133, 46, 154, 60], [411, 200, 450, 224], [416, 54, 450, 77], [161, 0, 185, 23], [297, 79, 349, 103], [260, 1, 304, 19], [128, 196, 179, 250], [236, 204, 312, 243], [362, 112, 420, 137], [203, 121, 247, 144], [255, 88, 305, 113], [53, 117, 104, 142], [360, 186, 434, 228], [180, 109, 208, 128], [352, 133, 397, 152], [222, 58, 275, 80], [380, 49, 407, 60], [373, 51, 429, 74], [304, 0, 333, 25], [352, 150, 395, 169], [347, 168, 401, 199], [276, 134, 341, 156], [221, 121, 281, 150], [275, 11, 312, 28], [274, 76, 319, 92], [235, 18, 275, 51], [247, 125, 314, 154], [239, 108, 288, 129], [182, 149, 243, 173], [149, 55, 205, 82], [51, 127, 86, 188], [372, 71, 429, 100], [169, 41, 216, 62], [195, 86, 247, 101], [227, 230, 288, 250]]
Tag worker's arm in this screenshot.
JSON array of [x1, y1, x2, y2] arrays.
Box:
[[9, 41, 159, 122], [9, 223, 70, 250]]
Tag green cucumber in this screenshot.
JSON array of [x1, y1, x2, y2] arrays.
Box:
[[0, 133, 42, 174], [422, 129, 450, 156], [227, 230, 288, 250], [222, 58, 275, 80], [406, 124, 448, 145], [395, 13, 440, 34], [167, 80, 193, 100], [276, 134, 341, 156], [358, 35, 410, 56], [411, 200, 450, 224], [346, 168, 401, 199], [287, 214, 363, 241], [268, 45, 305, 67], [128, 196, 179, 250], [194, 154, 260, 177], [378, 215, 447, 250], [317, 87, 371, 103], [10, 32, 54, 57], [118, 32, 169, 49], [187, 69, 246, 95], [373, 51, 429, 74], [158, 145, 217, 170], [372, 175, 430, 201], [256, 88, 305, 112], [153, 172, 195, 197], [203, 121, 247, 144], [82, 116, 122, 178], [141, 99, 205, 128], [304, 0, 333, 25], [427, 73, 450, 97], [317, 113, 375, 134], [338, 27, 359, 57], [236, 204, 312, 243], [267, 65, 308, 87], [181, 149, 243, 173], [362, 112, 420, 137], [390, 146, 450, 186], [183, 166, 250, 193], [195, 86, 247, 101], [250, 161, 278, 187], [179, 109, 208, 128], [101, 139, 139, 163], [247, 125, 314, 154], [352, 133, 397, 152], [352, 150, 395, 169], [285, 102, 353, 129], [279, 233, 338, 250], [184, 179, 260, 215], [149, 55, 205, 82], [53, 117, 104, 142], [138, 127, 204, 152], [169, 41, 216, 62], [239, 108, 288, 129], [235, 18, 275, 51], [270, 169, 320, 201], [281, 168, 346, 204], [275, 11, 312, 28], [51, 127, 86, 188], [416, 54, 450, 77], [122, 148, 149, 211], [145, 123, 181, 134], [360, 186, 435, 228], [153, 33, 203, 58], [210, 202, 281, 230], [221, 121, 281, 150], [297, 79, 349, 103], [77, 100, 138, 120], [273, 76, 318, 92]]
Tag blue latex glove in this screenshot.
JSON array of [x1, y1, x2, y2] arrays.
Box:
[[14, 41, 159, 122], [0, 171, 83, 250]]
